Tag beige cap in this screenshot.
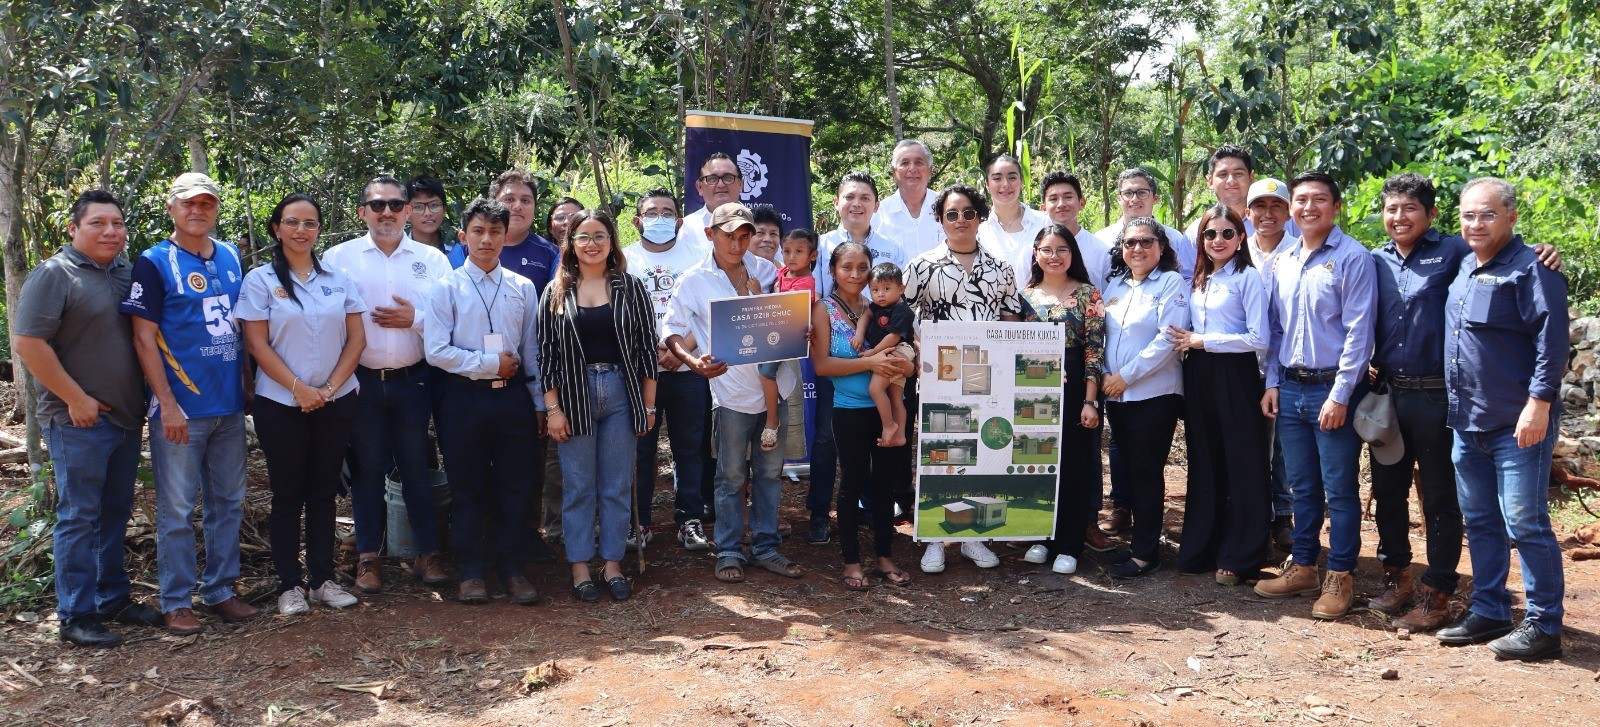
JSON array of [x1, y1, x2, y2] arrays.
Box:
[[708, 202, 756, 233], [167, 172, 222, 203], [1246, 178, 1290, 207]]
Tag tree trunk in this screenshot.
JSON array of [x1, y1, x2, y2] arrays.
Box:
[[188, 134, 208, 174], [882, 0, 903, 140], [1, 119, 44, 471], [550, 0, 611, 209]]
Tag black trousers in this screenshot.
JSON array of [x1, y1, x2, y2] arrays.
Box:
[[439, 376, 538, 581], [255, 394, 358, 593], [1178, 351, 1269, 573], [1106, 394, 1182, 564], [1371, 383, 1462, 592], [834, 406, 905, 564], [1049, 348, 1102, 559]]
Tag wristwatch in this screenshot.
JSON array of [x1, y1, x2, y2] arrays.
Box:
[[1083, 399, 1101, 411], [645, 406, 657, 415]]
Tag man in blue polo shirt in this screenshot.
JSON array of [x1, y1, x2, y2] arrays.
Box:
[[489, 168, 561, 562], [1253, 172, 1376, 621], [121, 172, 257, 634], [1435, 177, 1569, 661]]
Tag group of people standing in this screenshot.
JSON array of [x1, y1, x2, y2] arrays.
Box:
[[21, 140, 1569, 664]]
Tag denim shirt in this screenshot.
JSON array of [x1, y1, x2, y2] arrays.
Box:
[[1263, 226, 1377, 405], [1371, 228, 1470, 377], [1444, 236, 1568, 432]]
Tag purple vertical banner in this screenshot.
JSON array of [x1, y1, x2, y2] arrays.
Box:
[[685, 110, 816, 465]]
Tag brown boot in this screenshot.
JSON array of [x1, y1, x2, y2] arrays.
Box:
[[1393, 584, 1453, 632], [1253, 561, 1321, 598], [205, 596, 259, 623], [1083, 525, 1114, 552], [415, 553, 451, 587], [355, 554, 382, 593], [1368, 566, 1415, 615], [162, 608, 205, 635], [1311, 570, 1354, 619], [457, 578, 488, 604], [505, 576, 539, 606], [1098, 506, 1132, 534]]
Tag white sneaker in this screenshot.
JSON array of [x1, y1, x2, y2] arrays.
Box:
[[920, 542, 946, 573], [277, 587, 309, 616], [678, 519, 710, 551], [1023, 545, 1049, 564], [309, 581, 359, 609], [1051, 554, 1078, 574], [960, 541, 1001, 568]]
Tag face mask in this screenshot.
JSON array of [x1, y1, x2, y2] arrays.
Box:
[[641, 217, 677, 244]]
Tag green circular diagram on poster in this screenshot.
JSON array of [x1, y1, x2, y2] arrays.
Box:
[[980, 417, 1012, 449]]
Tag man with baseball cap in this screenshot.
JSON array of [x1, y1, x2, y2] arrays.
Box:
[[662, 202, 802, 584], [121, 172, 257, 634], [1245, 177, 1298, 553]]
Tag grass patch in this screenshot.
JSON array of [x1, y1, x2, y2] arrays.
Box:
[[915, 499, 1056, 539]]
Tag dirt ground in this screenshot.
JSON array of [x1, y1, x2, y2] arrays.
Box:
[[2, 415, 1599, 726]]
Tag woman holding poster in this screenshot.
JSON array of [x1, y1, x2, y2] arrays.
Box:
[[1164, 205, 1271, 585], [810, 241, 916, 590], [1099, 217, 1189, 579], [1016, 225, 1106, 575]]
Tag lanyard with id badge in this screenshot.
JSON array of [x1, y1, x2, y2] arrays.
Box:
[[475, 271, 512, 385]]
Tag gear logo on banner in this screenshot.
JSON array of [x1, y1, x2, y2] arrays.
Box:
[[737, 149, 769, 200]]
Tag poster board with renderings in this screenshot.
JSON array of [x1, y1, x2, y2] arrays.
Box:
[[914, 320, 1065, 541]]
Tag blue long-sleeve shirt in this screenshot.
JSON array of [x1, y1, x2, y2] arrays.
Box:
[[1103, 269, 1190, 402], [1444, 235, 1568, 432], [1263, 226, 1377, 405], [1371, 228, 1470, 378]]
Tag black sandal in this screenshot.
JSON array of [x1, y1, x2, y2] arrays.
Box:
[[605, 575, 632, 601], [876, 569, 912, 587], [840, 574, 871, 592], [714, 556, 746, 583], [572, 580, 600, 603]]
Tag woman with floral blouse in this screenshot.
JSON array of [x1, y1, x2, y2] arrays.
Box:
[[1017, 225, 1106, 574]]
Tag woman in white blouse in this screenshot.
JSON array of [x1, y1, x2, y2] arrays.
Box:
[[977, 154, 1049, 274], [1100, 217, 1189, 579], [1165, 205, 1271, 585]]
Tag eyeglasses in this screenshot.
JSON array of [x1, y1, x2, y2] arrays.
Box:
[[942, 208, 979, 222], [1201, 228, 1239, 241], [1118, 188, 1154, 201], [551, 213, 572, 223], [639, 211, 678, 220], [1121, 237, 1159, 250], [1034, 247, 1073, 258], [1460, 211, 1500, 225], [411, 203, 444, 215], [573, 233, 612, 246], [698, 173, 741, 187], [363, 199, 407, 213], [278, 218, 321, 231], [202, 259, 221, 286]]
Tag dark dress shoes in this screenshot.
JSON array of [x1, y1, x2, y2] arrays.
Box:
[[61, 617, 121, 648], [107, 601, 164, 628], [1488, 620, 1562, 661], [1436, 611, 1514, 645], [606, 576, 632, 602], [1108, 558, 1160, 579]]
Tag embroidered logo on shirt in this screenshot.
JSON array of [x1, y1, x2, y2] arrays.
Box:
[[1324, 260, 1335, 272], [130, 282, 144, 300], [411, 261, 427, 277], [187, 272, 208, 293], [273, 286, 288, 299], [1419, 256, 1443, 265]]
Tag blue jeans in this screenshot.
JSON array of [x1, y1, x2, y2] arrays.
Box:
[[1453, 423, 1564, 634], [634, 370, 711, 526], [349, 367, 438, 555], [149, 412, 248, 612], [1276, 380, 1365, 572], [560, 367, 636, 563], [48, 419, 142, 621], [804, 376, 837, 522], [713, 405, 786, 562]]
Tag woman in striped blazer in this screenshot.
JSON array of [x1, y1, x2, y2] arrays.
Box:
[[539, 209, 658, 603]]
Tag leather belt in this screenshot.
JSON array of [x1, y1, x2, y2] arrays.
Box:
[[449, 373, 527, 390], [1387, 374, 1446, 390], [358, 362, 428, 381], [1282, 366, 1339, 384]]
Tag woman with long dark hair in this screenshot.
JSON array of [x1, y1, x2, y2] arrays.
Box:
[[236, 193, 367, 615], [1017, 225, 1107, 574], [1099, 217, 1189, 579], [1165, 205, 1270, 584], [539, 209, 658, 603], [810, 241, 917, 590]]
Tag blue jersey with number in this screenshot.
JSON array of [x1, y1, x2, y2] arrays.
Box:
[[120, 238, 246, 419]]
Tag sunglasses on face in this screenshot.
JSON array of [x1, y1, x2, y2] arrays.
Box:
[[363, 199, 407, 213], [942, 208, 979, 222], [1201, 228, 1240, 241], [1122, 237, 1159, 250]]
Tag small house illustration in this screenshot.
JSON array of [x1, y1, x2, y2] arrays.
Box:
[[943, 496, 1007, 528]]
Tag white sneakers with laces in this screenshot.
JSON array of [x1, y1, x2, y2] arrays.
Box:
[[277, 587, 309, 616], [309, 581, 359, 609], [960, 541, 1000, 568]]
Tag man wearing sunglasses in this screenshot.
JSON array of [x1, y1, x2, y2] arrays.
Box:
[[121, 172, 257, 634], [679, 153, 745, 254], [324, 176, 455, 593]]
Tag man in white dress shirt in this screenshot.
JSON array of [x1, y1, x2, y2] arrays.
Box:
[[872, 139, 944, 260], [1039, 171, 1113, 292], [816, 171, 907, 298], [679, 152, 745, 253], [322, 176, 454, 592]]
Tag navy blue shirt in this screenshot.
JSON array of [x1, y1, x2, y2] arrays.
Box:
[[499, 231, 559, 297], [1371, 228, 1469, 377], [1444, 236, 1568, 432]]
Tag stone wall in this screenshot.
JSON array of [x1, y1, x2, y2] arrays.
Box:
[[1557, 315, 1600, 469]]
